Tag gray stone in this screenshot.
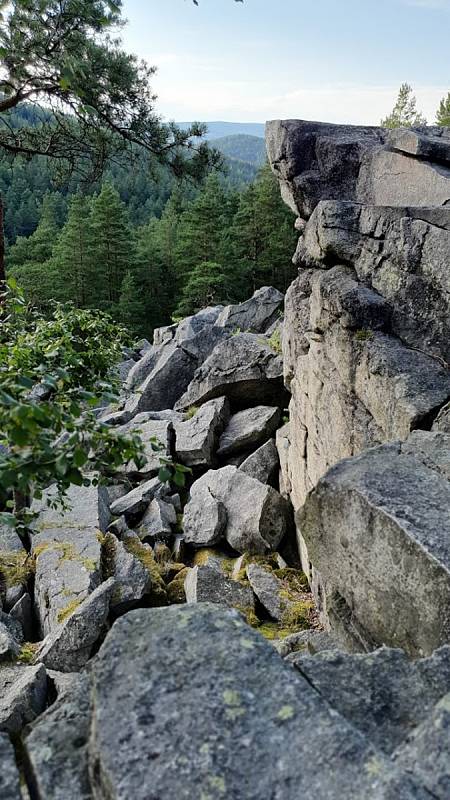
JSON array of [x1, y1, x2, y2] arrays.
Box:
[[0, 664, 47, 734], [214, 286, 284, 333], [137, 497, 176, 543], [183, 481, 227, 547], [88, 604, 430, 800], [109, 476, 167, 518], [299, 433, 450, 656], [292, 646, 450, 756], [128, 341, 197, 415], [184, 564, 255, 611], [275, 629, 340, 658], [394, 691, 450, 799], [0, 734, 21, 799], [218, 406, 282, 458], [37, 578, 115, 672], [276, 422, 293, 499], [175, 397, 230, 467], [175, 305, 224, 345], [125, 344, 161, 390], [175, 333, 288, 412], [4, 585, 25, 612], [184, 466, 288, 554], [114, 359, 135, 383], [0, 622, 20, 660], [387, 127, 450, 164], [25, 672, 92, 800], [0, 525, 24, 554], [153, 322, 177, 347], [245, 563, 285, 620], [115, 417, 174, 479], [47, 669, 79, 697], [239, 439, 279, 486], [106, 533, 154, 612], [31, 484, 105, 636], [298, 200, 450, 362], [266, 119, 450, 218], [10, 592, 33, 641]]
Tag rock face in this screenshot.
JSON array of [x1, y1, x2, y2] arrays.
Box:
[[299, 432, 450, 656], [88, 605, 429, 800], [266, 119, 450, 218], [268, 118, 450, 653], [0, 664, 47, 734]]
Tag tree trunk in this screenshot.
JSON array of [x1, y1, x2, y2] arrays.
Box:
[[0, 193, 5, 292]]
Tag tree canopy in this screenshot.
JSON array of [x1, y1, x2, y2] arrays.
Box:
[[381, 83, 427, 129]]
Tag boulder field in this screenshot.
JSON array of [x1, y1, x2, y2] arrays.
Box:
[[1, 121, 450, 798]]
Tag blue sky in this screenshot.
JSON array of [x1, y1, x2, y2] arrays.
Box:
[[122, 0, 449, 125]]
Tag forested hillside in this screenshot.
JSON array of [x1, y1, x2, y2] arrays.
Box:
[[5, 163, 297, 337], [209, 135, 266, 166]]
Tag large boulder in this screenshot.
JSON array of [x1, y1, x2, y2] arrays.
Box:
[[0, 664, 47, 734], [88, 604, 429, 799], [183, 466, 288, 554], [183, 481, 227, 548], [291, 646, 450, 755], [184, 564, 255, 611], [115, 415, 174, 479], [25, 673, 92, 800], [214, 286, 284, 333], [239, 438, 279, 486], [0, 734, 21, 799], [217, 406, 281, 458], [175, 333, 288, 412], [266, 119, 450, 219], [174, 396, 230, 467], [298, 431, 450, 656], [37, 578, 115, 672], [31, 484, 107, 635]]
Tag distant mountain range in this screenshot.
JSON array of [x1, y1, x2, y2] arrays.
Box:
[[210, 134, 267, 168], [178, 121, 265, 140]]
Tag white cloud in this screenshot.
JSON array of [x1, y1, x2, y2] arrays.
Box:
[[154, 76, 448, 126]]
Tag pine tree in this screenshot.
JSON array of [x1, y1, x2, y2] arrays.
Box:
[[381, 84, 427, 128], [51, 194, 95, 306], [229, 164, 297, 295], [90, 183, 136, 312], [8, 192, 63, 268], [436, 93, 450, 126], [119, 271, 147, 336], [175, 173, 234, 287], [174, 261, 230, 318]]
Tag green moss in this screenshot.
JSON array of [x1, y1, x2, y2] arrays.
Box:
[[166, 567, 189, 604], [123, 536, 167, 603], [0, 551, 34, 589], [17, 642, 39, 664], [98, 532, 117, 579], [184, 405, 199, 420], [57, 598, 82, 624], [234, 605, 260, 627], [355, 328, 374, 342], [34, 540, 98, 574], [267, 328, 282, 355]]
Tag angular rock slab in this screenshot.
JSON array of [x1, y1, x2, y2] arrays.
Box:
[[394, 692, 450, 799], [37, 578, 115, 672], [214, 286, 284, 333], [291, 646, 450, 755], [184, 564, 255, 611], [239, 438, 279, 486], [31, 483, 106, 636], [299, 433, 450, 656], [0, 664, 47, 734], [115, 416, 173, 479], [217, 405, 281, 458], [184, 466, 288, 554], [175, 396, 230, 467], [0, 734, 21, 799], [183, 481, 227, 547], [88, 604, 430, 800], [175, 333, 288, 412], [25, 673, 92, 800]]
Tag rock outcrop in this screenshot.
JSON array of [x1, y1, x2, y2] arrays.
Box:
[[267, 119, 450, 659]]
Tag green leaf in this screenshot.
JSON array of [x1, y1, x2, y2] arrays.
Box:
[[158, 466, 172, 484], [73, 448, 88, 468]]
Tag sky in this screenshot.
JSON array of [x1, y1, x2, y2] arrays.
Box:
[[121, 0, 449, 126]]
